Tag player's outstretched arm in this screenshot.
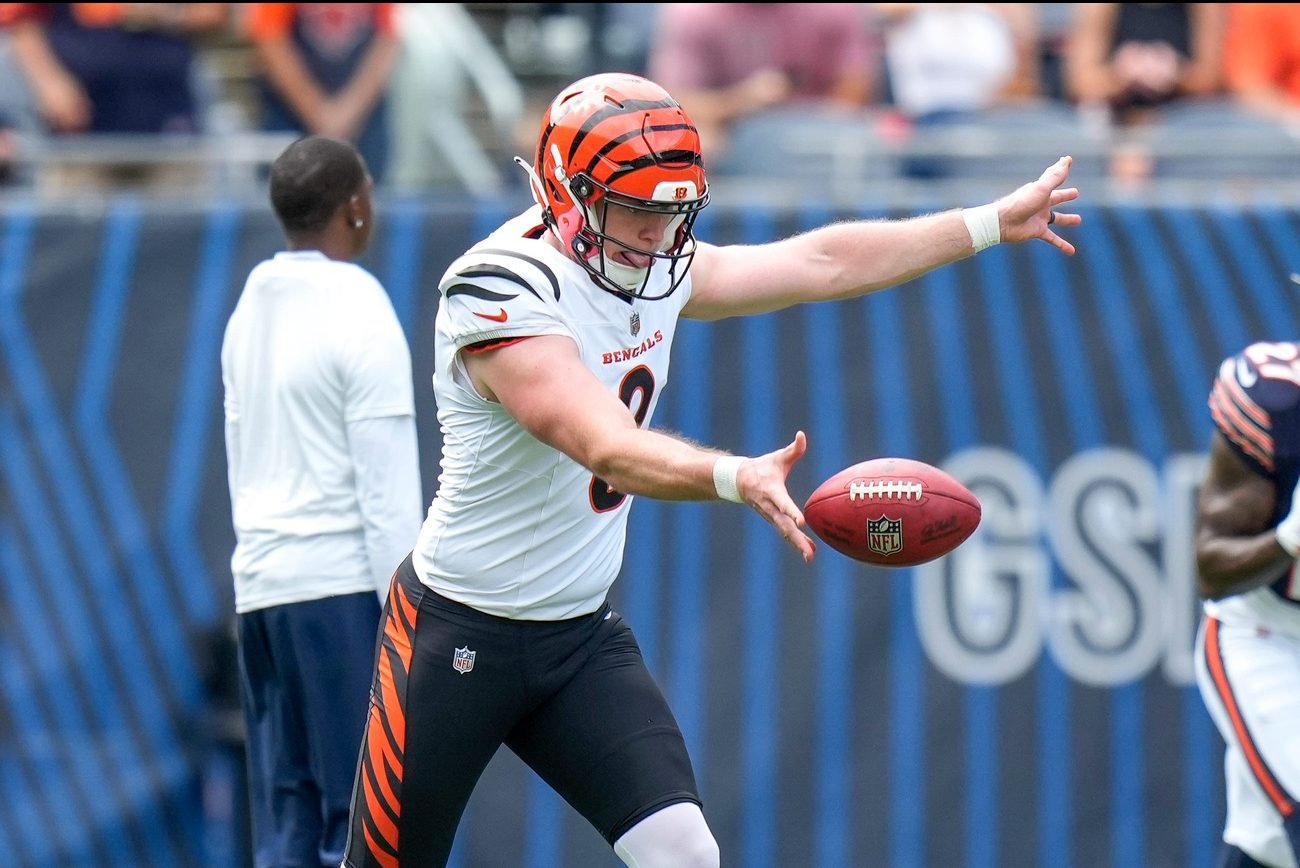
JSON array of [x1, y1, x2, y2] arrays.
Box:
[[683, 157, 1081, 321], [1195, 431, 1293, 599], [463, 335, 817, 561]]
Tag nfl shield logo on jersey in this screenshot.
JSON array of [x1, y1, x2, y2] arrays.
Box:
[[452, 646, 476, 675], [629, 312, 641, 337], [867, 516, 903, 557]]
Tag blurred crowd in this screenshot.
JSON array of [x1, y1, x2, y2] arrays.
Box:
[[0, 2, 1298, 196]]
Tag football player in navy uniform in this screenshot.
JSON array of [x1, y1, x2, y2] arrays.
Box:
[[343, 72, 1081, 868], [1196, 342, 1300, 868]]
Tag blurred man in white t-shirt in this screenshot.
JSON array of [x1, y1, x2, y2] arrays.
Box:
[[221, 135, 421, 867]]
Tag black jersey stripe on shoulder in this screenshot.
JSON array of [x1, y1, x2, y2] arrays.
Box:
[[476, 248, 561, 300], [444, 283, 518, 302], [453, 264, 543, 301]]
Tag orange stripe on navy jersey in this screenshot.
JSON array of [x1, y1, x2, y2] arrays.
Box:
[[1204, 617, 1298, 818], [358, 579, 418, 865], [1210, 359, 1275, 471], [1210, 382, 1275, 470], [1218, 358, 1271, 427]]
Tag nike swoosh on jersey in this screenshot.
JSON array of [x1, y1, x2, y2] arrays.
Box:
[[1237, 357, 1258, 388], [473, 308, 509, 322]]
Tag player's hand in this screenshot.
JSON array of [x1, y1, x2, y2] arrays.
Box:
[[736, 430, 817, 563], [996, 156, 1082, 255], [1275, 475, 1300, 557]]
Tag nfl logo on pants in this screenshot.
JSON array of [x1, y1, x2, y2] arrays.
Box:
[[452, 646, 476, 674]]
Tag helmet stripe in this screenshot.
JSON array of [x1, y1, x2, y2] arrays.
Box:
[[567, 98, 677, 166], [605, 150, 705, 182], [585, 124, 700, 177]]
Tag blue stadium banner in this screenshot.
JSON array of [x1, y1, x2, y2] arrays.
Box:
[[3, 196, 1298, 867]]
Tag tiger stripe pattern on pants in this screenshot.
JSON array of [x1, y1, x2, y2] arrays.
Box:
[[351, 579, 418, 867]]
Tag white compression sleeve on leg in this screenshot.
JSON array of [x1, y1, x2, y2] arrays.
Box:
[[613, 802, 719, 868]]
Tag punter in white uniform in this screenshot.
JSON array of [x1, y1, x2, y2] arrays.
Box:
[[1196, 341, 1300, 868], [343, 71, 1081, 868]]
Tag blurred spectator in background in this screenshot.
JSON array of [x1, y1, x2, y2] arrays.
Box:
[[386, 3, 524, 195], [522, 3, 658, 79], [1223, 3, 1300, 130], [0, 26, 32, 185], [0, 112, 16, 185], [1067, 3, 1224, 125], [579, 2, 659, 79], [1066, 3, 1225, 183], [0, 2, 227, 189], [1036, 2, 1079, 102], [248, 3, 398, 185], [2, 3, 226, 134], [877, 3, 1041, 178], [646, 3, 876, 174]]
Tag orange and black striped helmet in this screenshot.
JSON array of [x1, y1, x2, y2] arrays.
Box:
[[524, 73, 709, 300]]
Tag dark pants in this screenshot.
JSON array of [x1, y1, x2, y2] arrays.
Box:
[[344, 555, 701, 867], [238, 591, 383, 868]]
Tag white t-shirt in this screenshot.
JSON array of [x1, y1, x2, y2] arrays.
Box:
[[222, 250, 422, 613], [883, 6, 1016, 117], [412, 208, 691, 620]]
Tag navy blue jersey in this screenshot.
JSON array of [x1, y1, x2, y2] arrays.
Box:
[[1209, 341, 1300, 602]]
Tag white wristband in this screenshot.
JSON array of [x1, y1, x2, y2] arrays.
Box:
[[961, 203, 1001, 252], [713, 455, 744, 503]]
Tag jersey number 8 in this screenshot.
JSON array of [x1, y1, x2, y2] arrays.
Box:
[[590, 365, 655, 512]]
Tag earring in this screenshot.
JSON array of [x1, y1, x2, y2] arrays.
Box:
[[353, 219, 365, 229]]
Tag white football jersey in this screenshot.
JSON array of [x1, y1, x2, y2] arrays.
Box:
[[222, 251, 418, 613], [411, 207, 692, 620]]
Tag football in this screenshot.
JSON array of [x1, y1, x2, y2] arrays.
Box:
[[803, 457, 981, 567]]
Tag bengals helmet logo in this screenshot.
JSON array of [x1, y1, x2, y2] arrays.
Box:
[[673, 186, 688, 200]]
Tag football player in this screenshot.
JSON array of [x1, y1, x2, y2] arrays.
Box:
[[1196, 341, 1300, 868], [343, 72, 1080, 868]]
